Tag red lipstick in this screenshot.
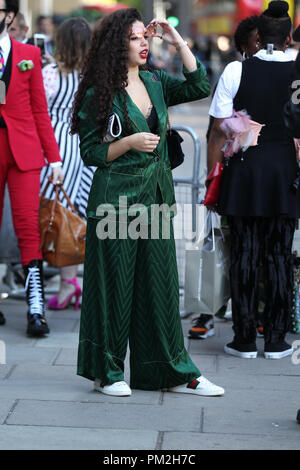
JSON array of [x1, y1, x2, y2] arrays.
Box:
[[139, 49, 148, 59]]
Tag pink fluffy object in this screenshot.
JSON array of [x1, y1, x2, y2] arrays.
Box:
[[220, 109, 264, 159]]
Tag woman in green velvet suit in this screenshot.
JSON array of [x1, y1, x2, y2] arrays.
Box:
[[71, 8, 225, 397]]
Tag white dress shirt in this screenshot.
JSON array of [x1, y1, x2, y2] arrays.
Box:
[[0, 33, 11, 64], [209, 49, 293, 119]]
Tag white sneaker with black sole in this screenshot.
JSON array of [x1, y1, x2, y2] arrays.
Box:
[[224, 341, 258, 359], [94, 379, 132, 396]]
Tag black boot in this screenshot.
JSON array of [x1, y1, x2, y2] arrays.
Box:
[[23, 260, 49, 336], [0, 312, 5, 325]]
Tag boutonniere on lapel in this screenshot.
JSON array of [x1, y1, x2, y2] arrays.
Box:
[[17, 60, 34, 72]]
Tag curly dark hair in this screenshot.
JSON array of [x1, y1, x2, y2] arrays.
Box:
[[70, 7, 143, 136], [234, 15, 259, 55]]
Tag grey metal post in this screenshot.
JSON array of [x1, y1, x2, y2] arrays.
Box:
[[176, 0, 194, 36], [172, 124, 201, 236], [143, 0, 154, 24]]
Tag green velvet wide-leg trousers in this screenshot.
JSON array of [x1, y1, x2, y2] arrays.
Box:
[[77, 210, 200, 391]]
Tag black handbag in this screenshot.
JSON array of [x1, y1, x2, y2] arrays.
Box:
[[167, 127, 185, 170]]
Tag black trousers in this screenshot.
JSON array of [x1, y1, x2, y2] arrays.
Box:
[[228, 216, 296, 344]]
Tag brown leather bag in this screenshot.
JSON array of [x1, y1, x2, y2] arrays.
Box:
[[39, 180, 86, 267]]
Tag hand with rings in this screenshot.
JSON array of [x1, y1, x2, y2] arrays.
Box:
[[146, 19, 184, 48]]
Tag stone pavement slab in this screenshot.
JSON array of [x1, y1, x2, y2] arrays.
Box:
[[6, 399, 202, 432], [203, 406, 300, 436], [163, 386, 300, 410], [46, 310, 81, 321], [0, 381, 162, 405], [33, 332, 79, 348], [205, 371, 300, 392], [0, 331, 36, 347], [0, 364, 12, 379], [42, 318, 78, 332], [0, 425, 158, 450], [163, 385, 300, 434], [187, 323, 232, 355], [0, 399, 16, 425], [217, 354, 300, 376], [53, 348, 79, 365], [5, 346, 60, 364], [0, 313, 27, 332], [8, 363, 78, 380], [161, 431, 300, 450], [186, 354, 217, 374]]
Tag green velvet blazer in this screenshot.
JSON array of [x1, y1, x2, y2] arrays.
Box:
[[78, 61, 210, 217]]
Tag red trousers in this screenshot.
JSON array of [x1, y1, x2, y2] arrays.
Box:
[[0, 129, 42, 266]]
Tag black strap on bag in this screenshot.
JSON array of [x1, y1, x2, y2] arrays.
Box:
[[152, 72, 185, 170]]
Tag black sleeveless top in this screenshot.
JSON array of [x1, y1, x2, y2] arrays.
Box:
[[146, 105, 158, 133], [218, 57, 300, 218]]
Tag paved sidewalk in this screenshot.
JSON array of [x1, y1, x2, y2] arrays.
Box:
[[0, 102, 299, 450], [0, 292, 299, 450]]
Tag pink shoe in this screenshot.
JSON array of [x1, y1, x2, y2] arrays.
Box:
[[47, 277, 82, 310]]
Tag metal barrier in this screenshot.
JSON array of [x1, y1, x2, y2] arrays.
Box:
[[172, 125, 202, 291]]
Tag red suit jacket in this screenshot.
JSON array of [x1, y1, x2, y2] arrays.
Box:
[[0, 38, 61, 171]]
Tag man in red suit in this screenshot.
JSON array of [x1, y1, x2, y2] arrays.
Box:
[[0, 0, 63, 336]]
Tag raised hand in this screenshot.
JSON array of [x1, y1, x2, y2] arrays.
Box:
[[146, 19, 185, 49]]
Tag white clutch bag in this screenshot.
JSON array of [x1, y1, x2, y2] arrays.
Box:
[[102, 113, 122, 143]]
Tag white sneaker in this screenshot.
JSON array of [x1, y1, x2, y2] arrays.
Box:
[[94, 379, 132, 396], [264, 349, 294, 359], [168, 376, 225, 397]]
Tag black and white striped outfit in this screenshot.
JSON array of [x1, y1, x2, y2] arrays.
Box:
[[40, 63, 95, 218]]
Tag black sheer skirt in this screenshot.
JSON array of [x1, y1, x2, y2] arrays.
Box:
[[228, 216, 296, 344]]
